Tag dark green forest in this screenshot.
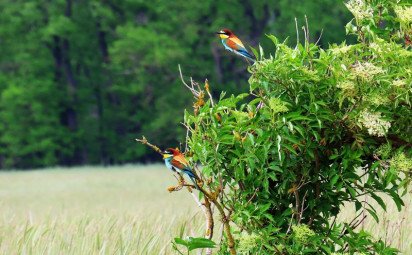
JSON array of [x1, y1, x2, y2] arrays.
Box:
[[0, 0, 352, 169]]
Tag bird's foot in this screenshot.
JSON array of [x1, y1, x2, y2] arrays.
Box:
[[196, 180, 204, 188], [178, 176, 185, 186]]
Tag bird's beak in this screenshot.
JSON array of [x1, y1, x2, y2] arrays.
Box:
[[216, 32, 228, 39], [163, 154, 172, 159]]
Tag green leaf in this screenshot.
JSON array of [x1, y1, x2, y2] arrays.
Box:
[[247, 133, 255, 145], [283, 134, 301, 145], [355, 200, 362, 211], [330, 175, 339, 187], [187, 237, 216, 251], [370, 192, 386, 211], [174, 237, 216, 251], [281, 143, 298, 155], [388, 190, 404, 211], [319, 245, 332, 253], [250, 46, 259, 60], [174, 237, 188, 247], [284, 112, 311, 122], [347, 186, 356, 198], [266, 34, 279, 45], [259, 44, 264, 59], [366, 208, 379, 223]]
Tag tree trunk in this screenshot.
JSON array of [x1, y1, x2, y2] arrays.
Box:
[[95, 20, 109, 164], [49, 0, 80, 165]]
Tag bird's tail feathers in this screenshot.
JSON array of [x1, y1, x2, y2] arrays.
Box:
[[239, 49, 256, 62], [183, 170, 200, 190], [189, 176, 200, 190]]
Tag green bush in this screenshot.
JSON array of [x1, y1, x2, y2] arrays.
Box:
[[182, 0, 411, 254]]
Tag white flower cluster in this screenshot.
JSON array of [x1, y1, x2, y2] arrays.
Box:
[[369, 38, 391, 54], [392, 79, 407, 87], [351, 62, 385, 81], [345, 0, 373, 21], [237, 233, 260, 254], [390, 152, 412, 173], [394, 6, 412, 24], [337, 80, 356, 96], [359, 110, 391, 137], [268, 98, 289, 113], [369, 43, 382, 53], [365, 92, 390, 106], [292, 224, 315, 243], [330, 44, 353, 55]]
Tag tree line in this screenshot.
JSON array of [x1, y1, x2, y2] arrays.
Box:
[[0, 0, 351, 169]]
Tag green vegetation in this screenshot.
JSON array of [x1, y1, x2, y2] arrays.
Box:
[[0, 0, 352, 169], [179, 0, 412, 253], [0, 166, 411, 254], [1, 0, 411, 254]]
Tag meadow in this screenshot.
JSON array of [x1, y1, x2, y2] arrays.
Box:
[[0, 165, 411, 254]]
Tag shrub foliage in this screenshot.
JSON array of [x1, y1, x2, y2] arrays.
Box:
[[183, 0, 411, 254]]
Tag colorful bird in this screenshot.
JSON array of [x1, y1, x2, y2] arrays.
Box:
[[162, 148, 199, 189], [216, 29, 255, 62]]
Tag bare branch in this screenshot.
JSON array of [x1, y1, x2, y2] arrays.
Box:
[[135, 136, 162, 155], [184, 127, 190, 153], [205, 79, 215, 107], [299, 190, 309, 224], [315, 29, 324, 46], [178, 64, 200, 97], [286, 213, 294, 235], [295, 17, 299, 48], [305, 15, 310, 43]]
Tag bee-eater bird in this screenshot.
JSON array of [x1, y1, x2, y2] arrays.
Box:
[[216, 29, 255, 62], [163, 148, 199, 189]]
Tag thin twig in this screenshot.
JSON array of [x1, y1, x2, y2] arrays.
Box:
[[286, 213, 294, 235], [327, 216, 337, 236], [178, 64, 199, 97], [246, 188, 259, 205], [205, 79, 215, 107], [135, 136, 162, 154], [184, 128, 190, 153], [315, 29, 324, 46], [340, 212, 363, 237], [181, 122, 195, 133], [295, 17, 299, 48], [299, 190, 309, 224], [192, 77, 202, 92], [352, 214, 367, 230], [305, 15, 310, 43]]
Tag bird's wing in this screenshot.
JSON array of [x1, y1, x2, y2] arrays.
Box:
[[227, 36, 247, 51], [171, 154, 190, 170]]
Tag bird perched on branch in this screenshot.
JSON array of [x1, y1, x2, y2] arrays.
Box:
[[216, 29, 255, 62], [163, 148, 199, 189]]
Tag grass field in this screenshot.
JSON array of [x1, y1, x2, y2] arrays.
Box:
[[0, 165, 411, 254]]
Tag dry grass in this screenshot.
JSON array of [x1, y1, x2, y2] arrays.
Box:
[[0, 165, 201, 255], [338, 193, 412, 254], [0, 165, 410, 254]]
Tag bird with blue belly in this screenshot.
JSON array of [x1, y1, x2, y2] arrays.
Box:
[[216, 29, 255, 63], [162, 148, 200, 189]]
